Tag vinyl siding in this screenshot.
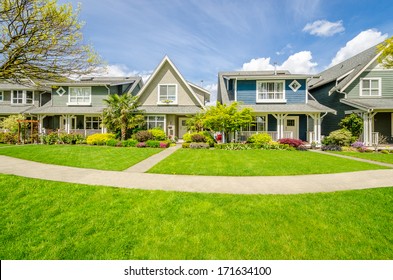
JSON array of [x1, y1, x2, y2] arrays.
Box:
[[51, 86, 108, 106], [346, 70, 393, 98]]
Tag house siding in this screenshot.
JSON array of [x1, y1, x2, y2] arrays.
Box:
[[286, 79, 306, 104], [52, 86, 108, 106], [346, 70, 393, 98]]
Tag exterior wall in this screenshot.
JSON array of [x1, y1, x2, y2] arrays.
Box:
[[0, 90, 40, 106], [346, 69, 393, 98], [192, 87, 207, 105], [374, 112, 392, 138], [51, 86, 109, 106]]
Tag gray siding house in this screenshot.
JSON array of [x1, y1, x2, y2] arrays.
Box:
[[218, 71, 335, 143], [309, 45, 393, 145]]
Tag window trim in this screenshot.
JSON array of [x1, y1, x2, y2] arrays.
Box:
[[145, 115, 166, 130], [157, 84, 178, 105], [0, 91, 3, 102], [256, 80, 286, 103], [359, 78, 381, 97], [67, 87, 92, 106], [11, 90, 34, 105], [84, 115, 101, 130]]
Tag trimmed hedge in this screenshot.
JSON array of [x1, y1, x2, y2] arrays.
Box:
[[86, 133, 115, 145]]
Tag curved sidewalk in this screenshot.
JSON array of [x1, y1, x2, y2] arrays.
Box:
[[1, 155, 393, 194]]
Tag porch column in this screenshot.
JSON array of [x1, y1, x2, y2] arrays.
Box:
[[362, 112, 376, 146], [309, 113, 322, 144], [272, 114, 287, 140]]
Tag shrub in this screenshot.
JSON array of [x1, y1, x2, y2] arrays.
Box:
[[146, 140, 160, 148], [339, 113, 363, 138], [278, 138, 304, 148], [136, 142, 147, 148], [322, 129, 353, 146], [0, 132, 17, 144], [42, 132, 60, 145], [106, 139, 120, 147], [189, 142, 210, 149], [58, 132, 85, 144], [201, 131, 216, 147], [296, 145, 308, 151], [182, 142, 190, 148], [122, 139, 138, 147], [381, 149, 390, 154], [86, 133, 115, 145], [247, 133, 272, 145], [214, 143, 253, 150], [321, 144, 342, 151], [149, 128, 167, 141], [134, 130, 153, 142], [182, 133, 192, 143], [351, 141, 365, 149], [191, 133, 206, 142], [159, 141, 170, 148]]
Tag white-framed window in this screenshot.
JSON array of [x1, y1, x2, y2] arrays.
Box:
[[11, 90, 34, 104], [85, 116, 101, 129], [158, 84, 177, 104], [360, 78, 381, 97], [145, 115, 165, 130], [68, 87, 91, 105], [256, 81, 286, 102], [0, 91, 3, 102], [241, 116, 266, 132]]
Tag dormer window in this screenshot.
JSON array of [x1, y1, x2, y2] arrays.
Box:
[[256, 81, 286, 103], [158, 84, 177, 104], [360, 78, 381, 97]]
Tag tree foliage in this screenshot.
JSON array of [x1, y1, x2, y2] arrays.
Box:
[[0, 114, 25, 133], [377, 36, 393, 69], [0, 0, 102, 83], [339, 113, 363, 138], [102, 93, 145, 141]]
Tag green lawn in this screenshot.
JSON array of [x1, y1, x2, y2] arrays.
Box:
[[148, 149, 387, 176], [0, 174, 392, 260], [0, 145, 161, 170], [337, 151, 393, 165]]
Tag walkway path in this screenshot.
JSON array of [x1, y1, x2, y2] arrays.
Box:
[[1, 154, 393, 194]]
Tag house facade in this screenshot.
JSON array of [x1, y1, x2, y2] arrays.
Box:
[[218, 71, 335, 143], [309, 45, 393, 145]]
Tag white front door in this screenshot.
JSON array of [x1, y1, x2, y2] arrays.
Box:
[[178, 117, 188, 139], [284, 116, 299, 139]]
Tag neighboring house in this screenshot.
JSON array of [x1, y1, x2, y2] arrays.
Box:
[[28, 77, 143, 136], [136, 56, 210, 139], [309, 45, 393, 145], [217, 71, 335, 143]]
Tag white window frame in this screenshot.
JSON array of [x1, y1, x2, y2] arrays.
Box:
[[11, 90, 34, 105], [256, 81, 286, 103], [241, 115, 267, 132], [359, 78, 381, 97], [158, 84, 178, 105], [85, 116, 101, 130], [0, 91, 3, 102], [67, 87, 92, 105], [145, 115, 166, 130]]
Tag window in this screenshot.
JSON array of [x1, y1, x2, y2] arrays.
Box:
[[360, 78, 381, 96], [85, 116, 101, 129], [257, 81, 285, 102], [158, 84, 177, 104], [241, 116, 266, 132], [11, 90, 33, 104], [0, 91, 3, 102], [68, 87, 91, 105], [145, 115, 165, 129]]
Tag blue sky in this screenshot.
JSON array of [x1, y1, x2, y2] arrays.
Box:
[[61, 0, 393, 97]]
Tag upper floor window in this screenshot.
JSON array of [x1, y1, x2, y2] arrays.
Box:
[[158, 84, 177, 104], [68, 87, 91, 105], [256, 81, 285, 103], [11, 90, 33, 105], [0, 91, 3, 102], [360, 78, 381, 97]]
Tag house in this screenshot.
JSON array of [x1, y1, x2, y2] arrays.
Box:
[[28, 77, 143, 136], [136, 56, 210, 139], [217, 71, 335, 143], [308, 45, 393, 145]]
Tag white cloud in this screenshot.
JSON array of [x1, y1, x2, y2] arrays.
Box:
[[303, 20, 345, 37], [204, 83, 217, 106], [329, 29, 388, 67], [241, 51, 318, 74]]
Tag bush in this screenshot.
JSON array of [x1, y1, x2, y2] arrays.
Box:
[[321, 144, 342, 151], [381, 149, 390, 154], [86, 133, 115, 145], [136, 142, 147, 148], [278, 138, 304, 148], [42, 132, 60, 145], [322, 129, 353, 146], [58, 132, 85, 144], [0, 132, 17, 144], [159, 141, 170, 148], [247, 133, 272, 145], [106, 139, 120, 147], [191, 133, 206, 142], [351, 141, 365, 149], [296, 145, 308, 151], [201, 131, 216, 147], [122, 139, 138, 147], [339, 113, 363, 138], [182, 133, 192, 143], [134, 130, 153, 142], [214, 143, 253, 150], [149, 128, 167, 141], [182, 142, 190, 148], [189, 142, 210, 149], [146, 140, 160, 148]]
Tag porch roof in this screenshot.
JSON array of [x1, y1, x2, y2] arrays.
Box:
[[340, 98, 393, 111], [26, 105, 105, 115], [0, 105, 36, 114], [139, 105, 204, 115], [239, 100, 336, 114]]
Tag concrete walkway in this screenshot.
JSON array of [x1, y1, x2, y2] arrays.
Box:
[[1, 155, 393, 194]]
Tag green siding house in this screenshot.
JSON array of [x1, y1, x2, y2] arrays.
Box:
[[309, 45, 393, 145]]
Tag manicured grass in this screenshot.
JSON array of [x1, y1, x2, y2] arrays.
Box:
[[0, 174, 392, 260], [0, 145, 161, 170], [337, 151, 393, 165], [148, 149, 387, 176]]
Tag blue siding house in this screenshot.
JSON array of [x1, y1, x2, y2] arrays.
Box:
[[218, 71, 335, 143]]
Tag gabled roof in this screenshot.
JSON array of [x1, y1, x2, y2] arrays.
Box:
[[308, 45, 380, 93], [340, 98, 393, 111], [137, 56, 208, 107]]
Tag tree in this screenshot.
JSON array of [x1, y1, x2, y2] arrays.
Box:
[[0, 114, 25, 133], [102, 93, 145, 141], [339, 113, 363, 138], [186, 111, 205, 132], [0, 0, 102, 84], [377, 36, 393, 68]]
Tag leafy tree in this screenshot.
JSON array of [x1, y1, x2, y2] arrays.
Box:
[[377, 36, 393, 68], [339, 113, 363, 138], [102, 93, 145, 141], [0, 114, 25, 133], [0, 0, 102, 83], [186, 111, 205, 132]]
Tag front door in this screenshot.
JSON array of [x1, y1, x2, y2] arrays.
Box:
[[284, 116, 299, 139], [178, 117, 188, 139]]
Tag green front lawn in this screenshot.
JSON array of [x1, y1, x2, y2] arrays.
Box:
[[0, 145, 161, 170], [0, 174, 392, 259], [148, 149, 387, 176], [337, 151, 393, 165]]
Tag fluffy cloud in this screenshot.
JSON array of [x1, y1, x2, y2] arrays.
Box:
[[241, 51, 318, 74], [329, 29, 388, 67], [203, 83, 218, 106], [303, 20, 345, 37]]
